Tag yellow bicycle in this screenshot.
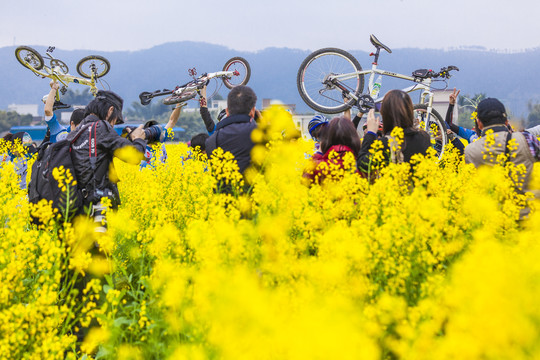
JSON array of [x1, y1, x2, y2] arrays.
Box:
[[15, 46, 111, 107]]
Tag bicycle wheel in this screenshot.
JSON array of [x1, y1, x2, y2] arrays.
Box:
[[76, 55, 110, 79], [50, 59, 69, 74], [413, 104, 448, 158], [222, 57, 251, 89], [15, 46, 44, 70], [297, 48, 363, 114]]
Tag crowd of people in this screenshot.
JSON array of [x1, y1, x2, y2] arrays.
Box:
[[1, 82, 540, 227]]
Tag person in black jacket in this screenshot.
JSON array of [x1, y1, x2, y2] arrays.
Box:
[[68, 90, 146, 231], [205, 85, 257, 174], [357, 90, 431, 174]]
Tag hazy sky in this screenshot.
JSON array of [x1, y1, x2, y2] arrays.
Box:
[[2, 0, 539, 52]]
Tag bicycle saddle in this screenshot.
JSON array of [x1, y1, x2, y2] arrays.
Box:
[[370, 34, 392, 53]]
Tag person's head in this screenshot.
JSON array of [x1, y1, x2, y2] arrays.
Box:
[[190, 133, 209, 153], [320, 116, 361, 155], [85, 90, 124, 125], [70, 108, 86, 131], [380, 90, 414, 134], [308, 114, 329, 142], [226, 85, 257, 117], [475, 98, 507, 130], [3, 132, 33, 156]]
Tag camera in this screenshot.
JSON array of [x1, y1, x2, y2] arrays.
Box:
[[121, 122, 165, 144]]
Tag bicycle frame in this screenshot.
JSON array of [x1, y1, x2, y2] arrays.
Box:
[[172, 70, 239, 96], [328, 66, 435, 109], [141, 69, 241, 105], [20, 58, 99, 96]]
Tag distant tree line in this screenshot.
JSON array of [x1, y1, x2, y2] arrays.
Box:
[[0, 111, 33, 134], [456, 93, 540, 130]]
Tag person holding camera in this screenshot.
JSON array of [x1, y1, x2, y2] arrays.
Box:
[[68, 90, 146, 231], [123, 102, 185, 169], [357, 90, 431, 174], [205, 85, 258, 174]]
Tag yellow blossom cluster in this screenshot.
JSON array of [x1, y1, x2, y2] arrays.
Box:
[[0, 107, 539, 359]]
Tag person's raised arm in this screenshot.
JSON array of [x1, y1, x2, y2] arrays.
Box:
[[44, 80, 59, 117], [446, 88, 460, 126], [44, 80, 69, 142], [165, 102, 186, 130], [198, 85, 217, 134], [357, 109, 383, 172]]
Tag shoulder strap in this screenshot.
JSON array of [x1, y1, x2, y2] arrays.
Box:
[[212, 129, 220, 152], [503, 132, 512, 163], [70, 122, 93, 145]]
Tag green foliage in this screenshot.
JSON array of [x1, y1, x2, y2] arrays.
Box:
[[60, 89, 94, 109], [457, 93, 487, 129], [0, 110, 33, 133], [174, 110, 217, 142], [125, 102, 171, 122]]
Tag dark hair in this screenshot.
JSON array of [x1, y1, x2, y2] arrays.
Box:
[[227, 85, 257, 116], [190, 133, 209, 151], [85, 98, 121, 123], [70, 108, 86, 126], [320, 117, 361, 155], [380, 90, 414, 134]]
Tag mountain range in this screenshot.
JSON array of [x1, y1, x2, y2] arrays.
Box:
[[2, 41, 539, 117]]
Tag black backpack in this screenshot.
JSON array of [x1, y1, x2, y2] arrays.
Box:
[[28, 122, 101, 221]]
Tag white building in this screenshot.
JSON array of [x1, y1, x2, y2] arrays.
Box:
[[8, 104, 38, 117], [60, 105, 86, 124]]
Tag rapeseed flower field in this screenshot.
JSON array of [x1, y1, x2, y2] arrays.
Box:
[[1, 106, 539, 359]]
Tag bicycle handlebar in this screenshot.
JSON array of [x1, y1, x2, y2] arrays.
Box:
[[430, 65, 460, 79]]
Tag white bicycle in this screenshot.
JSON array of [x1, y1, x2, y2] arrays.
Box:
[[297, 34, 459, 156], [139, 57, 250, 105]]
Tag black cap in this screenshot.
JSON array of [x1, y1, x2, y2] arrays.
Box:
[[477, 98, 506, 122], [96, 90, 124, 124]]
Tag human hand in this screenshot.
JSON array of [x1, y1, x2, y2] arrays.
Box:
[[175, 101, 187, 109], [366, 109, 380, 133], [254, 109, 261, 121], [449, 88, 460, 105], [199, 85, 207, 108], [129, 125, 146, 140], [49, 80, 59, 91]]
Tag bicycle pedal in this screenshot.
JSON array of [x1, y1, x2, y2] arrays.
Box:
[[52, 101, 72, 110]]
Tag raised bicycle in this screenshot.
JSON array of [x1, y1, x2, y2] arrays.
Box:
[[297, 34, 459, 157], [15, 45, 111, 108], [139, 57, 251, 106]]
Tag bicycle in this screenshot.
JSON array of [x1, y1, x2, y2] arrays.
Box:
[[297, 34, 459, 156], [15, 45, 111, 107], [139, 57, 251, 106]]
